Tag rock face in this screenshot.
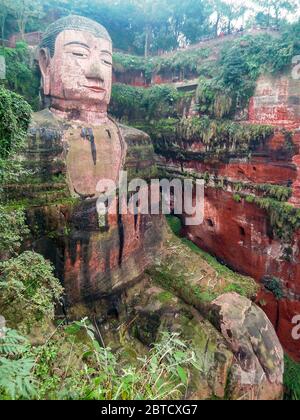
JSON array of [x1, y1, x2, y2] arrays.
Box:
[[117, 231, 284, 400], [3, 110, 284, 399], [182, 187, 300, 287], [249, 73, 300, 129], [153, 71, 300, 360], [210, 293, 284, 400]]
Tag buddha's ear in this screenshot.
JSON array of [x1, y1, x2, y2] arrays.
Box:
[[38, 48, 51, 95]]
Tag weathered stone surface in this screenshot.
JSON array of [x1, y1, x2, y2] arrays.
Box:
[[127, 290, 220, 400], [121, 271, 283, 400], [210, 293, 284, 400], [249, 73, 300, 129], [154, 71, 300, 358], [179, 186, 300, 359], [257, 289, 300, 362], [183, 188, 300, 289]]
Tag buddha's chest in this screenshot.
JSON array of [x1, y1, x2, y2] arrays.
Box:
[[63, 122, 124, 196]]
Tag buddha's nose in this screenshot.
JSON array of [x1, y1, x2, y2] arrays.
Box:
[[85, 62, 104, 81]]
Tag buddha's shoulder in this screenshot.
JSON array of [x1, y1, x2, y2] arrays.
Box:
[[117, 123, 151, 145], [30, 109, 69, 132]]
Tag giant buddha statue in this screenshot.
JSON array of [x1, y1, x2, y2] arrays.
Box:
[[24, 15, 164, 310], [38, 15, 124, 197]]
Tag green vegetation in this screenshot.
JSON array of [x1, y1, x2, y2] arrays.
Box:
[[166, 215, 257, 295], [0, 85, 32, 186], [175, 170, 292, 203], [0, 252, 64, 333], [1, 0, 298, 57], [238, 183, 292, 202], [0, 319, 201, 400], [110, 83, 192, 122], [113, 31, 300, 118], [0, 43, 40, 109], [284, 355, 300, 400], [236, 195, 300, 242], [149, 262, 218, 305], [0, 206, 29, 255], [1, 0, 299, 402], [262, 277, 284, 300], [0, 85, 31, 160], [113, 47, 211, 81], [195, 30, 300, 117], [0, 328, 36, 399], [196, 76, 232, 119], [150, 215, 259, 305], [134, 117, 274, 161]]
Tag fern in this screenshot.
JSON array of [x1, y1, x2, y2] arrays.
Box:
[[0, 328, 36, 400], [0, 357, 36, 399]]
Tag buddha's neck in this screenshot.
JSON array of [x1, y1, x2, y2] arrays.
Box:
[[50, 98, 109, 125]]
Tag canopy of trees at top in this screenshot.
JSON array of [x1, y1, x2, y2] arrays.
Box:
[[0, 0, 299, 56]]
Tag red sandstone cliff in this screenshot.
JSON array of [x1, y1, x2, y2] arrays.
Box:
[[152, 70, 300, 360]]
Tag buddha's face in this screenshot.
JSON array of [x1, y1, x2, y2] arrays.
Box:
[[39, 30, 112, 109]]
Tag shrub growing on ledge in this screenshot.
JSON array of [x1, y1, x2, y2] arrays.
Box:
[[196, 77, 232, 118], [262, 276, 284, 300], [136, 116, 274, 160], [234, 194, 300, 242], [113, 47, 211, 82], [114, 32, 298, 118], [196, 33, 297, 115], [110, 83, 190, 121]]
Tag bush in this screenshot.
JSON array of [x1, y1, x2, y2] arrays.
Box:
[[0, 85, 31, 160], [0, 252, 63, 332], [110, 83, 188, 121], [262, 276, 284, 300], [0, 206, 29, 257], [58, 320, 196, 400], [0, 86, 31, 185], [0, 42, 40, 110]]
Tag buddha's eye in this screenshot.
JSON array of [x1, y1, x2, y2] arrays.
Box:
[[100, 55, 112, 66], [101, 59, 112, 66], [66, 47, 89, 58], [73, 52, 87, 57], [72, 51, 89, 58]]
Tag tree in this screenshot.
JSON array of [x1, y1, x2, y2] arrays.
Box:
[[12, 0, 44, 39], [254, 0, 298, 28], [223, 2, 247, 34], [210, 0, 248, 35], [0, 0, 13, 44], [129, 0, 171, 57], [210, 0, 227, 36], [168, 0, 213, 45]]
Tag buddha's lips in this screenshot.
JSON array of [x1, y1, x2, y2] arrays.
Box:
[[83, 86, 106, 93]]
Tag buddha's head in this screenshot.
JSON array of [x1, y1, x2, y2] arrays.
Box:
[[39, 15, 112, 116]]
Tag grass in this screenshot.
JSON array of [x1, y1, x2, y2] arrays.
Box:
[[166, 215, 258, 293], [147, 216, 258, 310], [284, 355, 300, 400]]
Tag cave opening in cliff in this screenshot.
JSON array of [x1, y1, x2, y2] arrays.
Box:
[[239, 226, 246, 237], [207, 218, 214, 228]]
